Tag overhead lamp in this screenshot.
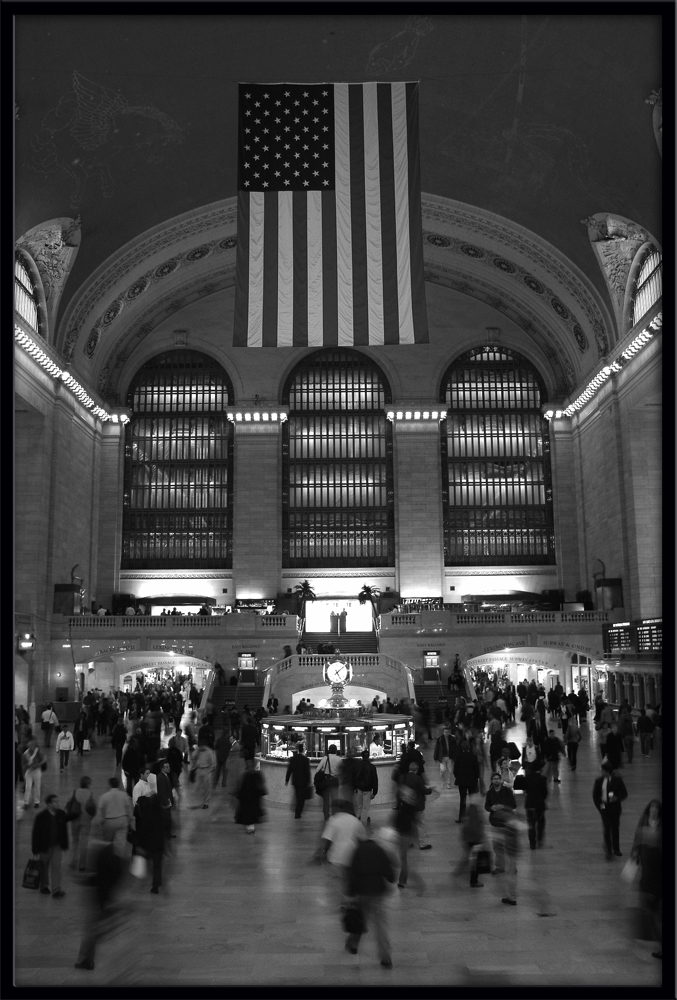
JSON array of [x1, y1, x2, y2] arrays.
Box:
[[393, 723, 406, 729]]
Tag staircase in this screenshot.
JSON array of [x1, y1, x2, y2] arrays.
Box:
[[206, 681, 265, 733], [414, 683, 447, 705], [303, 630, 378, 654]]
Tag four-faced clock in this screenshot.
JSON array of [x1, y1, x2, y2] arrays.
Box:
[[325, 659, 351, 684]]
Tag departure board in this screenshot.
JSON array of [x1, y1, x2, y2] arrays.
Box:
[[603, 618, 662, 655], [637, 619, 662, 653], [604, 624, 635, 654]]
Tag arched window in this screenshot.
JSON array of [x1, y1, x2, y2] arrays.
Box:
[[632, 247, 662, 326], [440, 347, 555, 566], [121, 350, 234, 568], [14, 252, 40, 333], [282, 349, 394, 567]]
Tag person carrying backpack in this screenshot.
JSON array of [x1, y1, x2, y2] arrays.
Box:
[[354, 750, 378, 827]]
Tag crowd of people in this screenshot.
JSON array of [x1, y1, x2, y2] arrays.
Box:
[[16, 667, 663, 973]]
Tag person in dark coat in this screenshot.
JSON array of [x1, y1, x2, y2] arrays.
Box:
[[197, 719, 215, 750], [630, 800, 662, 959], [514, 763, 548, 848], [453, 740, 480, 822], [345, 837, 395, 966], [32, 793, 69, 896], [122, 733, 144, 798], [73, 711, 90, 756], [235, 759, 268, 832], [240, 716, 258, 759], [604, 723, 624, 770], [353, 750, 378, 827], [213, 730, 231, 789], [134, 777, 166, 892], [592, 760, 628, 859], [110, 721, 127, 768], [74, 842, 125, 971], [285, 744, 311, 818]]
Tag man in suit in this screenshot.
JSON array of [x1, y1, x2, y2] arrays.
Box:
[[592, 761, 628, 859], [285, 743, 312, 818]]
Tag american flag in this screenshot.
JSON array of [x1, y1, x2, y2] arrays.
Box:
[[233, 82, 428, 347]]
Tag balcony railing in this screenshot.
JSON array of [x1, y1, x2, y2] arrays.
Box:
[[387, 610, 612, 627], [59, 614, 297, 632]]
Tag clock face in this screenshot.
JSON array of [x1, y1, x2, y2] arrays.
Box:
[[326, 659, 350, 684]]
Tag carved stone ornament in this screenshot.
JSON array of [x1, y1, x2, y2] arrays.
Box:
[[16, 216, 81, 334]]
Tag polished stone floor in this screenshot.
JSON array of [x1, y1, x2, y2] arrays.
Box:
[[14, 713, 666, 989]]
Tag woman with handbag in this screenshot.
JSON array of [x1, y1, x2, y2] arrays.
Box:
[[314, 746, 340, 820], [67, 776, 97, 871]]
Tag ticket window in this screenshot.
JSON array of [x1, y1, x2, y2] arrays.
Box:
[[423, 652, 440, 683]]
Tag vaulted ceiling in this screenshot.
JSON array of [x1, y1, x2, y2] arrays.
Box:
[[15, 12, 664, 377]]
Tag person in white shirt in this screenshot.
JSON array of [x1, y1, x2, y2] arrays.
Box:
[[55, 724, 75, 770], [320, 799, 368, 908], [124, 605, 136, 616], [97, 777, 133, 857], [132, 765, 152, 808], [41, 704, 59, 748], [369, 735, 385, 758]]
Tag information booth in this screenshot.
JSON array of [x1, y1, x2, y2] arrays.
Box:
[[257, 713, 415, 806]]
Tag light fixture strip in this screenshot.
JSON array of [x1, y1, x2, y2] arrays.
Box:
[[543, 311, 661, 419], [14, 324, 130, 424], [386, 409, 446, 422]]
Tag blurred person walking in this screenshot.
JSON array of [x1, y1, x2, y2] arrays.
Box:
[[285, 743, 312, 818], [315, 746, 340, 820], [592, 760, 628, 859], [542, 729, 565, 784], [320, 798, 367, 906], [630, 800, 663, 959], [190, 742, 216, 809], [110, 719, 127, 768], [452, 739, 480, 822], [213, 730, 231, 789], [344, 835, 395, 966], [74, 842, 125, 971], [97, 777, 133, 857], [636, 708, 655, 757], [397, 761, 433, 849], [433, 726, 455, 788], [32, 793, 69, 897], [484, 771, 517, 874], [514, 763, 548, 849], [235, 758, 267, 833], [134, 773, 166, 893], [225, 738, 245, 814], [564, 716, 582, 771], [22, 737, 46, 810], [354, 750, 378, 827], [66, 776, 97, 871], [41, 704, 59, 749]]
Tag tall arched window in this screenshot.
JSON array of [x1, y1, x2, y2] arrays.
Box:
[[440, 347, 555, 566], [282, 349, 394, 567], [632, 247, 662, 326], [15, 251, 40, 334], [122, 350, 234, 568]]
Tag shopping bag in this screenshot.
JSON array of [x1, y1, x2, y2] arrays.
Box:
[[620, 857, 641, 883], [130, 853, 147, 879], [23, 858, 41, 890], [83, 739, 91, 752], [342, 904, 365, 935]]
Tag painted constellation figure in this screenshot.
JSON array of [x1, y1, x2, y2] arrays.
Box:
[[30, 71, 184, 209], [366, 15, 433, 75]]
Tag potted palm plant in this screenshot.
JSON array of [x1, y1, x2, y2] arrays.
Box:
[[358, 584, 380, 629], [293, 580, 316, 625]]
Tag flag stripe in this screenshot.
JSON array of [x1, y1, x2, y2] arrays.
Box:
[[292, 192, 308, 347], [392, 82, 414, 344], [277, 192, 294, 347], [262, 193, 278, 347], [248, 191, 265, 348], [307, 190, 324, 346], [406, 81, 428, 344], [363, 83, 384, 346], [233, 193, 250, 346], [334, 84, 354, 346], [321, 189, 338, 346], [349, 84, 369, 347], [377, 83, 400, 346]]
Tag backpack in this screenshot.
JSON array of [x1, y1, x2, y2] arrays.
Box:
[[65, 792, 82, 822]]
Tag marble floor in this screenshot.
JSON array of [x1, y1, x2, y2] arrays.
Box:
[[14, 714, 668, 990]]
